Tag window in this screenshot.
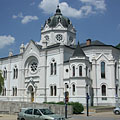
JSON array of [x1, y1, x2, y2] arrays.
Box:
[[86, 66, 88, 77], [50, 86, 53, 96], [3, 67, 7, 79], [101, 62, 105, 78], [25, 109, 33, 114], [72, 66, 75, 77], [56, 34, 63, 41], [50, 85, 57, 96], [101, 85, 107, 100], [54, 86, 57, 96], [50, 59, 57, 75], [2, 88, 6, 96], [72, 84, 75, 95], [51, 63, 53, 75], [102, 85, 106, 96], [34, 109, 41, 116], [13, 66, 18, 79], [79, 66, 82, 76], [12, 87, 17, 96]]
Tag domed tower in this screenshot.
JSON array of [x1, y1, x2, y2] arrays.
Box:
[[40, 6, 76, 47]]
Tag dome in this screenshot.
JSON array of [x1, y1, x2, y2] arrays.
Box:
[[45, 6, 71, 28]]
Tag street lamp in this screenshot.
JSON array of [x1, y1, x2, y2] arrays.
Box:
[[86, 84, 89, 116]]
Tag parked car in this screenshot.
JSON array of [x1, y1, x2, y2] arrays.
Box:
[[17, 108, 65, 120], [113, 107, 120, 115]]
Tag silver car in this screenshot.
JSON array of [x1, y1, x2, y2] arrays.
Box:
[[113, 107, 120, 115], [17, 108, 65, 120]]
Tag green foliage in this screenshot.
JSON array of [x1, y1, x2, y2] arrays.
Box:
[[44, 102, 56, 104], [116, 43, 120, 48], [44, 101, 84, 114], [0, 70, 4, 94], [68, 102, 84, 114], [56, 101, 64, 105]]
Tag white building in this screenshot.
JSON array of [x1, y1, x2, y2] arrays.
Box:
[[0, 6, 120, 106]]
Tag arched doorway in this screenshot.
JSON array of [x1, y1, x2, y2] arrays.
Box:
[[28, 85, 34, 102]]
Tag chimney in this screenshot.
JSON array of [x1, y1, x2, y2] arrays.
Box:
[[86, 39, 91, 46]]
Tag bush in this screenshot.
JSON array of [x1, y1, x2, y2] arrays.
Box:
[[68, 102, 84, 114], [56, 101, 64, 105], [44, 101, 84, 114]]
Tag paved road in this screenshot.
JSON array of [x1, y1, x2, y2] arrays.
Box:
[[0, 112, 120, 120], [68, 112, 120, 120]]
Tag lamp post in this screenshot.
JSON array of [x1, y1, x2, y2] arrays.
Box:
[[86, 84, 89, 116]]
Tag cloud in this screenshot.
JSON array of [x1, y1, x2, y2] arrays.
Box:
[[12, 12, 23, 19], [39, 0, 59, 14], [80, 0, 106, 11], [21, 16, 39, 24], [30, 2, 35, 6], [12, 13, 39, 24], [0, 35, 15, 49], [38, 0, 106, 18]]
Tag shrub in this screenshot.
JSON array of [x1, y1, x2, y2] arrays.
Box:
[[68, 102, 84, 114], [44, 101, 84, 114], [56, 101, 64, 105]]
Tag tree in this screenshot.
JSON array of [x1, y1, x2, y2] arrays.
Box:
[[0, 70, 4, 94], [116, 43, 120, 49]]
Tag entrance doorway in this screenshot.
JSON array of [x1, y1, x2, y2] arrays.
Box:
[[28, 85, 34, 102]]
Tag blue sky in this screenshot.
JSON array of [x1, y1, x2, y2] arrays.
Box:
[[0, 0, 120, 58]]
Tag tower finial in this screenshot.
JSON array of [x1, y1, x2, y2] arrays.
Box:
[[55, 5, 62, 15]]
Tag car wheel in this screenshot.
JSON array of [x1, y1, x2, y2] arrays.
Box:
[[21, 118, 25, 120], [115, 110, 120, 115]]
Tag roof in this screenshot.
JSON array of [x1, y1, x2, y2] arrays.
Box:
[[80, 40, 105, 47], [72, 42, 86, 57], [44, 6, 72, 28]]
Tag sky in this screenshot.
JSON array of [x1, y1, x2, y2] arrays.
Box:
[[0, 0, 120, 58]]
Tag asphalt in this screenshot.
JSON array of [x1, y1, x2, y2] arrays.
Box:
[[0, 112, 120, 120]]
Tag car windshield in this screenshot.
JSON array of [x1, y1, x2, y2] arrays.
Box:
[[39, 109, 54, 115]]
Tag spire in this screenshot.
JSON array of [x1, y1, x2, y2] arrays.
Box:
[[55, 5, 62, 15], [72, 42, 86, 57]]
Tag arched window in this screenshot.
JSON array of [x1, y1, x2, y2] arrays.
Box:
[[50, 86, 53, 96], [15, 87, 17, 96], [2, 88, 6, 96], [13, 88, 15, 96], [72, 66, 75, 77], [101, 62, 105, 78], [101, 85, 106, 96], [3, 67, 7, 79], [50, 85, 57, 96], [79, 66, 82, 76], [50, 59, 57, 75], [65, 83, 69, 91], [72, 84, 75, 95], [13, 66, 18, 79], [54, 86, 57, 96]]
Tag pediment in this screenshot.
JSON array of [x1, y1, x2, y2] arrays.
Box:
[[55, 22, 64, 29], [23, 40, 40, 57]]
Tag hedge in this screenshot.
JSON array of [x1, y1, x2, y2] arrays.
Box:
[[44, 101, 84, 114]]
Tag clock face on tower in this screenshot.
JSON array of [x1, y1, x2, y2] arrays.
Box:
[[56, 34, 63, 42]]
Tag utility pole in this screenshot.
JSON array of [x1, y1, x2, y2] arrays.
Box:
[[86, 84, 89, 116], [65, 91, 69, 119]]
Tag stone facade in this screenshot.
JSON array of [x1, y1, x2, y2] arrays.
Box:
[[0, 6, 120, 106]]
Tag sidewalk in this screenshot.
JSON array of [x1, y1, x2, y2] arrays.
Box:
[[68, 112, 120, 120]]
